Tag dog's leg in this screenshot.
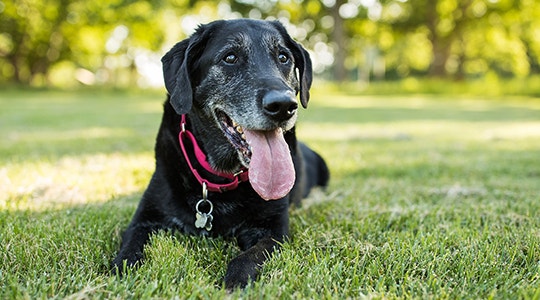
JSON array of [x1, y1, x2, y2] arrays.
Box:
[[224, 235, 281, 289], [112, 222, 160, 274]]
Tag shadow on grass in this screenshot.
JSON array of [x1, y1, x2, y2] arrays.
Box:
[[302, 100, 540, 125], [3, 90, 539, 162], [0, 90, 164, 161]]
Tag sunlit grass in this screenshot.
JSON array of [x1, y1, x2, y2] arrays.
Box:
[[1, 87, 539, 299], [0, 89, 162, 211], [1, 153, 153, 210]]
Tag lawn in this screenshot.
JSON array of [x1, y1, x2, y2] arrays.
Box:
[[1, 86, 539, 299]]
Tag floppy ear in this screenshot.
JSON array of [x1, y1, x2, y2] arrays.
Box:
[[293, 44, 313, 109], [271, 21, 313, 108], [161, 27, 209, 115]]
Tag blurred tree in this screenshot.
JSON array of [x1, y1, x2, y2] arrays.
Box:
[[0, 0, 71, 84], [1, 0, 538, 86], [0, 0, 172, 85], [329, 0, 348, 81], [384, 0, 537, 79]]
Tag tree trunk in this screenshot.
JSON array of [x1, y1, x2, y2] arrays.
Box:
[[426, 0, 449, 77], [330, 0, 348, 81], [9, 55, 22, 83], [429, 39, 451, 77]]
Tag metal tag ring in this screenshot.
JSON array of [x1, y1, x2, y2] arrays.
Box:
[[196, 182, 213, 215], [195, 199, 213, 215], [202, 182, 208, 200]]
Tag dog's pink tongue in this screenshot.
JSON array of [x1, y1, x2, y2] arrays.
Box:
[[244, 128, 295, 200]]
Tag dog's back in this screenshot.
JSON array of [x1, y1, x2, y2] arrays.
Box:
[[300, 142, 329, 196]]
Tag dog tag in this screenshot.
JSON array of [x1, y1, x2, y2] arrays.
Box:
[[195, 212, 213, 230], [204, 214, 213, 231], [195, 183, 214, 231], [195, 212, 208, 228]]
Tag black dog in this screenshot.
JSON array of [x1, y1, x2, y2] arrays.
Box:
[[112, 19, 329, 289]]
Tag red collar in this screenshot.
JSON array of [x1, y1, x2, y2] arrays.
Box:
[[178, 114, 249, 193]]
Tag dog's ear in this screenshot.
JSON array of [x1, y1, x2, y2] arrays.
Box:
[[272, 21, 313, 108], [293, 44, 313, 109], [161, 26, 209, 115]]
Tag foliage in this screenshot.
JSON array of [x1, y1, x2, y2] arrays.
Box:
[[0, 0, 179, 86], [1, 88, 539, 298], [1, 0, 539, 86]]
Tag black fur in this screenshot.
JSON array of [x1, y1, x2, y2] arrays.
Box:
[[112, 19, 329, 289]]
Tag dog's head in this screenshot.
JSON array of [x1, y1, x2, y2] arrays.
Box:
[[162, 19, 312, 117], [162, 19, 313, 200]]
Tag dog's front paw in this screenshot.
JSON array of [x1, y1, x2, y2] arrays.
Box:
[[224, 255, 260, 290], [111, 251, 143, 276]]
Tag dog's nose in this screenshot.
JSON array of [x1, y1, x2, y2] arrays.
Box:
[[262, 90, 298, 121]]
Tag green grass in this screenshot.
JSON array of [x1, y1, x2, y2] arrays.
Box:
[[1, 86, 539, 299]]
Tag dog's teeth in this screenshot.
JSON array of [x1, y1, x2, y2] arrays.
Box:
[[241, 133, 246, 140], [236, 126, 243, 134]]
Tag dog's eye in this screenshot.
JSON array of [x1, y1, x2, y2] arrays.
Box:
[[278, 53, 289, 64], [223, 53, 238, 64]]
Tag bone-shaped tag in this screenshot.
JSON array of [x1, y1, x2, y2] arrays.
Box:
[[195, 212, 213, 231]]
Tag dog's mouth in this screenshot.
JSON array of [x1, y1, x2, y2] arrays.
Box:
[[215, 110, 296, 200], [216, 110, 253, 166]]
